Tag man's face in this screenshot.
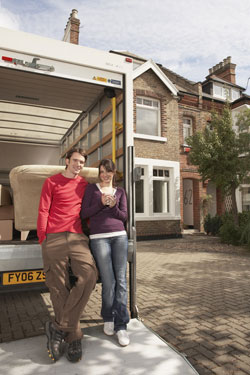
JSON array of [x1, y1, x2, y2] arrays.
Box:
[[65, 152, 86, 176]]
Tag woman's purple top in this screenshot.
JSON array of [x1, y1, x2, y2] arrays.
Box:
[[81, 184, 128, 235]]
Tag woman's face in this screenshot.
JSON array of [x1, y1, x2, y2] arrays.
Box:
[[99, 165, 115, 184]]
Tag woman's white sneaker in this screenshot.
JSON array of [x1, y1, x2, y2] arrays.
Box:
[[116, 330, 130, 346], [104, 322, 114, 336]]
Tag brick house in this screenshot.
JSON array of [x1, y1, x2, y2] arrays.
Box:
[[164, 57, 244, 231], [132, 60, 181, 239], [63, 12, 247, 238], [111, 51, 245, 235], [164, 57, 245, 231]]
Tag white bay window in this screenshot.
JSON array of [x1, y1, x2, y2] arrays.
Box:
[[135, 158, 180, 220]]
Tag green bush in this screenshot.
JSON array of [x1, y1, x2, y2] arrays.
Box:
[[205, 211, 250, 247], [218, 212, 243, 246], [204, 214, 222, 235], [239, 211, 250, 227], [239, 211, 250, 249]]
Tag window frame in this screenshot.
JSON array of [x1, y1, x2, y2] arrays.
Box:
[[135, 96, 161, 137], [152, 168, 170, 214], [183, 117, 193, 145], [213, 83, 240, 101], [134, 158, 180, 221]]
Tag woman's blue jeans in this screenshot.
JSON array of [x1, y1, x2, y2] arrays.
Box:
[[90, 235, 129, 331]]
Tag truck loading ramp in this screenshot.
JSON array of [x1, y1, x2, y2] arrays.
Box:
[[0, 319, 198, 375]]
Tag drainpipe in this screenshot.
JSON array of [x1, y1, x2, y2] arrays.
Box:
[[112, 97, 116, 163]]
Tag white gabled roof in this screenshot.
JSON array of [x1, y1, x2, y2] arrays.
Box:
[[132, 59, 178, 96]]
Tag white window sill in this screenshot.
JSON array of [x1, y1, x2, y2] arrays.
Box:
[[133, 133, 167, 142], [135, 215, 181, 221]]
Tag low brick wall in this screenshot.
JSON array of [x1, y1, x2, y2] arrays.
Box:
[[136, 220, 181, 240]]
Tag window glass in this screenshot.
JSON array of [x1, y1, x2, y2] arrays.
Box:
[[143, 99, 152, 106], [232, 89, 240, 101], [136, 97, 160, 136], [136, 107, 158, 135], [183, 117, 193, 144], [152, 168, 170, 213], [153, 180, 169, 213], [135, 179, 144, 213], [214, 84, 223, 97]]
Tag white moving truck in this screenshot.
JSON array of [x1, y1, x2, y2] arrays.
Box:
[[0, 26, 199, 375], [0, 26, 136, 307]]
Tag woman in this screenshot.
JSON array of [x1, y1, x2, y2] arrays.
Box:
[[81, 158, 130, 346]]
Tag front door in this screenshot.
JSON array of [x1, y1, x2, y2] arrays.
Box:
[[183, 179, 194, 228]]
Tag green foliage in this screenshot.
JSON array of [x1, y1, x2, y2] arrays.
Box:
[[204, 214, 222, 235], [186, 105, 250, 225], [219, 213, 241, 245], [239, 211, 250, 249], [216, 211, 250, 247], [187, 105, 250, 195]]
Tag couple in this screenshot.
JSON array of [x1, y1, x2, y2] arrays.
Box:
[[37, 148, 130, 364]]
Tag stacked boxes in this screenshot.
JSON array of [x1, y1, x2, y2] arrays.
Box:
[[0, 185, 14, 240]]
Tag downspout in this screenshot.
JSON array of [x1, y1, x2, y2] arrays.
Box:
[[112, 97, 116, 163]]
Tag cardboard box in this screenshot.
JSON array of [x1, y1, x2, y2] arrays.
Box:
[[0, 185, 12, 206], [0, 205, 14, 220], [0, 220, 13, 240]]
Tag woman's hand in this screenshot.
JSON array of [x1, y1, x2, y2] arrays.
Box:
[[108, 195, 116, 208], [102, 194, 116, 207]]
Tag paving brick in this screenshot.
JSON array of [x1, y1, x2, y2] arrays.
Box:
[[1, 234, 250, 375]]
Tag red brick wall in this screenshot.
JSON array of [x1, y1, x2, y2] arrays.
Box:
[[136, 220, 181, 238], [70, 18, 80, 44], [133, 70, 179, 162]]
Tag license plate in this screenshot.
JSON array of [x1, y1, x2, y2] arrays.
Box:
[[2, 270, 45, 285]]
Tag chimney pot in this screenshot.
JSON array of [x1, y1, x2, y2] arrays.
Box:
[[71, 9, 78, 19]]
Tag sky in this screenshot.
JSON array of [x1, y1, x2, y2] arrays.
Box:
[[1, 0, 250, 94]]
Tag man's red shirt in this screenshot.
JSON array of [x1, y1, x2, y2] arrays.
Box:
[[37, 173, 88, 244]]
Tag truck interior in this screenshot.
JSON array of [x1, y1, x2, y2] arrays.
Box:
[[0, 64, 124, 180], [0, 62, 125, 237]]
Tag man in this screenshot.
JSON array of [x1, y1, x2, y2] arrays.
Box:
[[37, 148, 98, 363]]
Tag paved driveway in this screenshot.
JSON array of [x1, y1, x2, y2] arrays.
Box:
[[136, 235, 250, 375], [1, 234, 250, 375]]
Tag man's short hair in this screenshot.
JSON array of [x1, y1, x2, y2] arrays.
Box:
[[65, 148, 88, 162], [65, 148, 88, 169]]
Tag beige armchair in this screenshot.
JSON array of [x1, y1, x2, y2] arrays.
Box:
[[9, 165, 99, 240]]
